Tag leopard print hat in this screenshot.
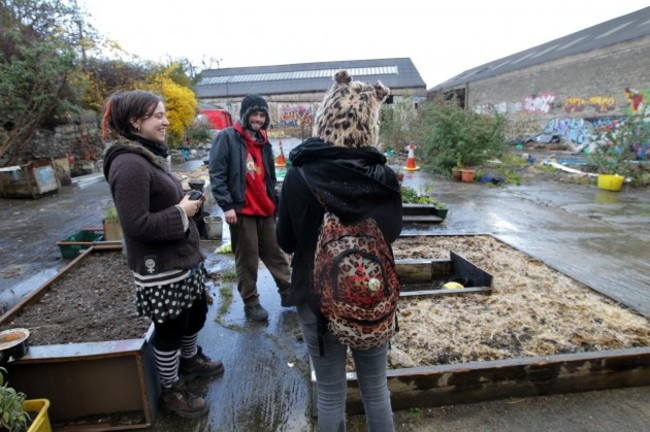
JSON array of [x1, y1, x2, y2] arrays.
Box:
[[313, 70, 390, 148]]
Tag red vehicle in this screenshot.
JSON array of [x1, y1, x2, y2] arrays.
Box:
[[197, 104, 233, 130]]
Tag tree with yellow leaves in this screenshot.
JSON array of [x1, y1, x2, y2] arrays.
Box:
[[145, 64, 198, 148]]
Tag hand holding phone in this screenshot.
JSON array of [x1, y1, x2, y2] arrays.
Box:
[[188, 190, 203, 200]]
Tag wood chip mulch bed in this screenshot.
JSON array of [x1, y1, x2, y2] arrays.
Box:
[[386, 235, 650, 369]]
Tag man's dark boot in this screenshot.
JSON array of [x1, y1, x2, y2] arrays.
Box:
[[160, 378, 209, 418], [279, 289, 291, 307], [179, 346, 225, 380], [244, 303, 269, 322]]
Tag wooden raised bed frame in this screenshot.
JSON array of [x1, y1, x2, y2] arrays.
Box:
[[0, 244, 159, 431]]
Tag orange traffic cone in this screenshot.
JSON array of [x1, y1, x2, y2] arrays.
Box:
[[403, 143, 420, 171], [275, 139, 287, 167]]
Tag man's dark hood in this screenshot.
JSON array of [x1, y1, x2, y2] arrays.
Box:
[[289, 138, 401, 222]]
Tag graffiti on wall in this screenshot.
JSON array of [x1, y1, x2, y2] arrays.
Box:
[[624, 87, 649, 116], [478, 86, 649, 118], [523, 93, 555, 114], [278, 105, 313, 127], [591, 117, 623, 131], [474, 101, 522, 115], [544, 116, 625, 148], [544, 117, 591, 144], [564, 96, 616, 113], [563, 97, 585, 113], [588, 96, 616, 113]]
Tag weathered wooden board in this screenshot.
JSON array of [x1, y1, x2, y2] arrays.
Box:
[[343, 347, 650, 414]]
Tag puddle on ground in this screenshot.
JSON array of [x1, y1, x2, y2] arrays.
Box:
[[594, 190, 622, 204]]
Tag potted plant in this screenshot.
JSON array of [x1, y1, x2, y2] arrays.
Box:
[[451, 162, 462, 181], [432, 202, 448, 219], [587, 115, 649, 190], [459, 166, 476, 183], [0, 367, 30, 431], [0, 367, 52, 432]]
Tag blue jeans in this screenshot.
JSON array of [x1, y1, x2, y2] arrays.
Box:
[[297, 304, 394, 432]]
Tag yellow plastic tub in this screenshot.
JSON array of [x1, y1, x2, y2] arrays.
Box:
[[597, 174, 624, 192], [24, 399, 52, 432]]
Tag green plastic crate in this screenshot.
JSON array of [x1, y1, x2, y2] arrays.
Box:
[[56, 228, 104, 259]]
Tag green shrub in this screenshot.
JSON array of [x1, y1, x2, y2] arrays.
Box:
[[413, 100, 508, 174], [185, 118, 214, 145], [587, 115, 650, 185]]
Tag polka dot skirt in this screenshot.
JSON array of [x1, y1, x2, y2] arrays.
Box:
[[135, 264, 207, 324]]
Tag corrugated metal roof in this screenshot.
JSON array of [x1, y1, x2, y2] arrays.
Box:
[[199, 66, 398, 85], [195, 58, 426, 98], [430, 6, 650, 92]]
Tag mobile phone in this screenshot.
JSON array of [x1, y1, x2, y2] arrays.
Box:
[[188, 190, 203, 200]]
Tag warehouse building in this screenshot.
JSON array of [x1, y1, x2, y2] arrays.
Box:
[[195, 57, 427, 135], [429, 7, 650, 147]]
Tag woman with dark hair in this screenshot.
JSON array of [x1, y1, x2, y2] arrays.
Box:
[[102, 90, 223, 418]]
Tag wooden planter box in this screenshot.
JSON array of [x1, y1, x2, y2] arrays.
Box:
[[0, 245, 158, 431], [402, 203, 446, 224], [0, 162, 60, 199], [310, 236, 650, 416], [55, 227, 105, 259], [103, 218, 124, 241]]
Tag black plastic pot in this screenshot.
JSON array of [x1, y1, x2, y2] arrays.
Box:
[[0, 328, 30, 363]]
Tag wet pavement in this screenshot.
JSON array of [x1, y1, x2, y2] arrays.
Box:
[[1, 146, 649, 431]]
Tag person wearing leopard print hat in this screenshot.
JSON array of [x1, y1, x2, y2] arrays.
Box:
[[277, 71, 402, 431]]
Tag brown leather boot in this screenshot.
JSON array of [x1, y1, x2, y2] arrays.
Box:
[[179, 346, 225, 380], [160, 378, 209, 418]]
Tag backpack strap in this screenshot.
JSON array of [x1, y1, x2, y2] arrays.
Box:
[[297, 166, 328, 356]]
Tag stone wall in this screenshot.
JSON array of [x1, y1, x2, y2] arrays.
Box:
[[28, 111, 103, 162], [0, 110, 102, 166]]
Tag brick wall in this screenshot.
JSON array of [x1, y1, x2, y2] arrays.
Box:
[[467, 35, 650, 135]]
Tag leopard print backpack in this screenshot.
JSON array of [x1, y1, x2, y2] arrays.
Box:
[[313, 211, 400, 351]]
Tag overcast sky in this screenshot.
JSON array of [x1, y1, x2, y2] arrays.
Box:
[[79, 0, 648, 88]]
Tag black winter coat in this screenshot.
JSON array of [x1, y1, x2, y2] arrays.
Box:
[[276, 138, 402, 306], [208, 125, 277, 213]]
